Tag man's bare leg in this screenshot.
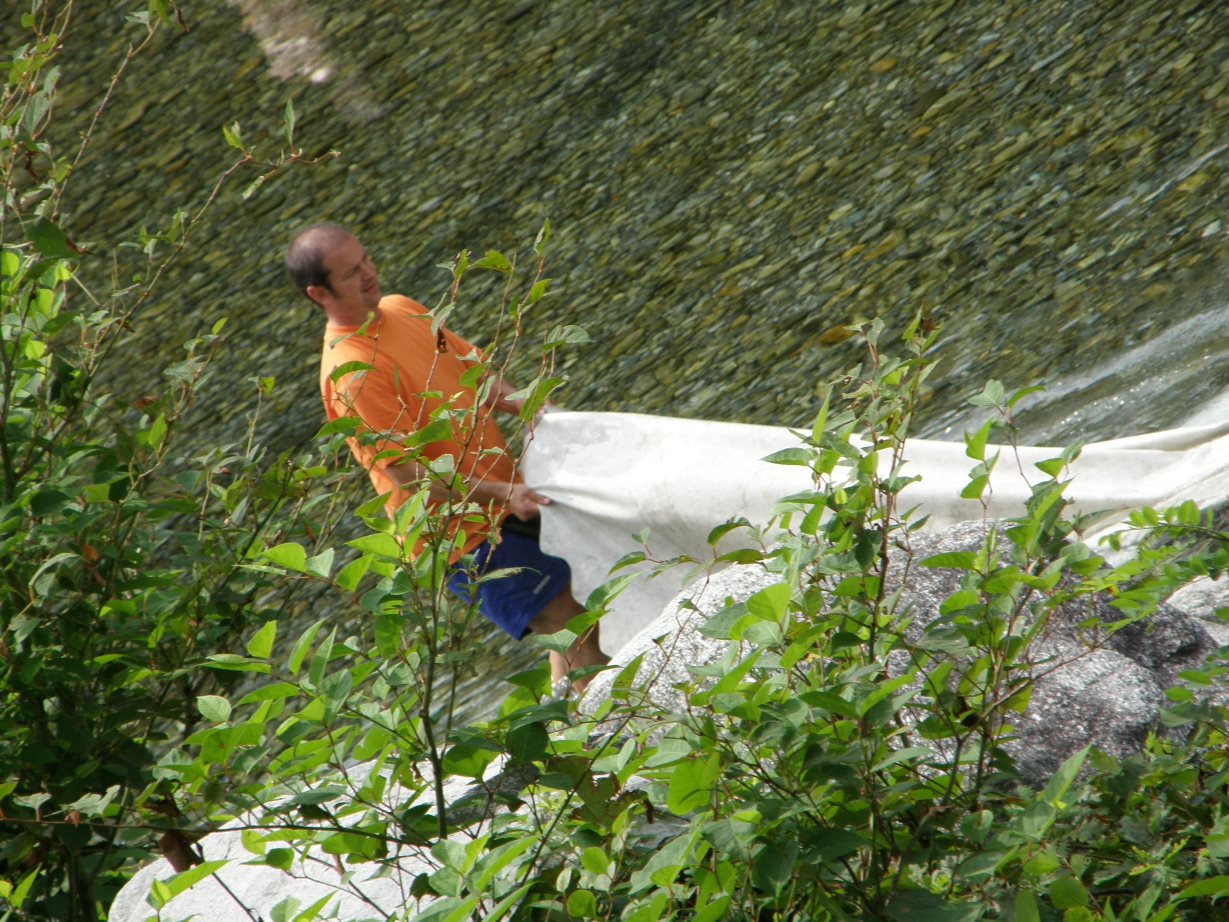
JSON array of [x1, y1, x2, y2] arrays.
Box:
[[528, 586, 609, 693]]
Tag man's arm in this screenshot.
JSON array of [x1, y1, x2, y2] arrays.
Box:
[[484, 372, 523, 416], [382, 453, 550, 521]]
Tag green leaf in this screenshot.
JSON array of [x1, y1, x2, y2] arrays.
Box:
[[1049, 876, 1088, 910], [526, 278, 550, 304], [694, 897, 732, 922], [533, 219, 551, 254], [580, 847, 610, 876], [629, 830, 697, 894], [479, 883, 534, 922], [871, 745, 934, 772], [245, 620, 277, 659], [328, 359, 374, 382], [316, 415, 361, 437], [811, 391, 831, 443], [29, 217, 74, 258], [886, 889, 983, 921], [148, 878, 172, 910], [472, 837, 537, 891], [283, 97, 296, 142], [544, 324, 591, 346], [920, 551, 977, 570], [1014, 889, 1040, 922], [305, 548, 334, 579], [1022, 850, 1061, 877], [203, 654, 270, 673], [29, 488, 71, 516], [507, 721, 549, 762], [222, 120, 244, 149], [1034, 456, 1066, 477], [237, 682, 298, 706], [762, 446, 813, 466], [804, 827, 865, 861], [442, 739, 500, 779], [531, 628, 577, 655], [938, 589, 982, 615], [14, 792, 51, 811], [964, 418, 994, 461], [566, 890, 597, 918], [960, 475, 989, 500], [321, 668, 353, 720], [335, 555, 369, 592], [751, 841, 798, 898], [1, 248, 21, 278], [263, 542, 307, 573], [307, 627, 337, 689], [471, 250, 511, 271], [157, 860, 229, 901], [667, 753, 719, 814], [1176, 875, 1229, 901], [196, 695, 232, 723], [968, 379, 1006, 407], [696, 602, 748, 640], [745, 582, 791, 621], [1042, 746, 1088, 807], [29, 551, 75, 598], [288, 619, 325, 675], [348, 533, 404, 559], [9, 868, 37, 909]]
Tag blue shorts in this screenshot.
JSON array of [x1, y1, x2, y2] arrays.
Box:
[[446, 528, 573, 639]]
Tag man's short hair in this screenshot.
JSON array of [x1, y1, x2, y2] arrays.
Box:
[[285, 222, 353, 299]]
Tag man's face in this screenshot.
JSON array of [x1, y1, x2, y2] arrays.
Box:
[[311, 234, 381, 320]]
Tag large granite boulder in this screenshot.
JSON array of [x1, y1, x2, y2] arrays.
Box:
[[107, 763, 475, 922], [112, 521, 1229, 919], [580, 520, 1229, 784]]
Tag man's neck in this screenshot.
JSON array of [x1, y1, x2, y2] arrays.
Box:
[[325, 301, 380, 329]]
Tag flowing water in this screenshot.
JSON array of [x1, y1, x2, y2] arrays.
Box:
[[23, 0, 1229, 721]]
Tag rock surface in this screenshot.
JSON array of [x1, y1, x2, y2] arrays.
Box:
[[111, 520, 1229, 918], [581, 520, 1229, 785], [107, 763, 475, 922]]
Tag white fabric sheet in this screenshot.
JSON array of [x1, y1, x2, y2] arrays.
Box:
[[521, 411, 1229, 652]]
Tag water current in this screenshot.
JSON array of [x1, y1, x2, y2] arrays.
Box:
[[24, 0, 1229, 721]]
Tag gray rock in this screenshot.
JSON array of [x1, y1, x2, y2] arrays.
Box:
[[580, 520, 1227, 786], [578, 562, 780, 730], [883, 521, 1222, 781], [112, 519, 1229, 919], [1169, 577, 1229, 646]]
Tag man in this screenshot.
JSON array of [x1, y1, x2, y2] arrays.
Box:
[[286, 222, 606, 692]]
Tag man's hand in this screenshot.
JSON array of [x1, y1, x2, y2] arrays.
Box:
[[506, 482, 551, 521]]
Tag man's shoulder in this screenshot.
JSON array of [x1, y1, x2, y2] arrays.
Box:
[[380, 294, 429, 317]]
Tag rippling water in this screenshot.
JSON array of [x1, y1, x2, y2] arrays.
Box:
[[26, 0, 1229, 721]]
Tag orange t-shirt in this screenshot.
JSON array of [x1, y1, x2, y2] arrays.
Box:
[[319, 295, 519, 554]]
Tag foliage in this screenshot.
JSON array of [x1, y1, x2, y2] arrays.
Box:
[[6, 5, 1229, 922], [0, 3, 333, 918], [141, 308, 1229, 922]]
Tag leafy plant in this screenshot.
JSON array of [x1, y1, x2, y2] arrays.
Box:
[[147, 310, 1229, 922], [6, 5, 1229, 922], [0, 4, 331, 918]]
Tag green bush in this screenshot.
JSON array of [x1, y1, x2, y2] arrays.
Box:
[[0, 5, 332, 918], [163, 314, 1229, 922], [5, 5, 1229, 922]]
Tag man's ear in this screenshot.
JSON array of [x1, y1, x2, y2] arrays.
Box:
[[306, 284, 329, 307]]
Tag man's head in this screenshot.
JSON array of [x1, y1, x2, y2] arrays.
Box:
[[286, 222, 381, 324]]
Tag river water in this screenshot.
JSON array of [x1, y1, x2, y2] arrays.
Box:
[[28, 0, 1229, 719]]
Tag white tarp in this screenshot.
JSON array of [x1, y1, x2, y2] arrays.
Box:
[[522, 411, 1229, 652]]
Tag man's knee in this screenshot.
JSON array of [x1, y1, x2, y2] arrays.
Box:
[[527, 586, 585, 636]]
